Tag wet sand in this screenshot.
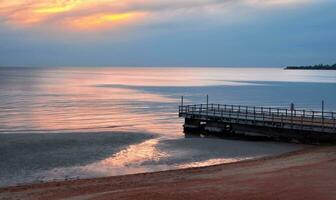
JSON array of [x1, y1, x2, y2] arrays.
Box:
[[1, 146, 336, 200]]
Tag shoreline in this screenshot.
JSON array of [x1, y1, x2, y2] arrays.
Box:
[[2, 145, 335, 200], [0, 134, 301, 188]]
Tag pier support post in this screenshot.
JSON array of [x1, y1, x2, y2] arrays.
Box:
[[206, 95, 209, 116], [322, 100, 325, 126]]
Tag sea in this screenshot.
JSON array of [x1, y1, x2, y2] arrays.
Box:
[[0, 67, 335, 187]]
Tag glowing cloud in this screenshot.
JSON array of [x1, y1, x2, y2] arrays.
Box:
[[34, 1, 80, 14], [246, 0, 313, 7], [0, 0, 313, 31], [65, 12, 145, 30]]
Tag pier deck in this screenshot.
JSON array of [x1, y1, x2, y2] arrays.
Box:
[[179, 104, 336, 143]]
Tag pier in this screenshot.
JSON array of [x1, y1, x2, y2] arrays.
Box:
[[179, 101, 336, 144]]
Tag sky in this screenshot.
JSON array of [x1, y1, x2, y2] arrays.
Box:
[[0, 0, 335, 67]]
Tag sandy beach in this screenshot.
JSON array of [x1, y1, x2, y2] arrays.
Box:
[[1, 146, 335, 200]]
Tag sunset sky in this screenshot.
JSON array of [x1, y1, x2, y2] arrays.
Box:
[[0, 0, 335, 67]]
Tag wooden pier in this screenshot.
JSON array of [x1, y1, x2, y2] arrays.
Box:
[[179, 103, 336, 144]]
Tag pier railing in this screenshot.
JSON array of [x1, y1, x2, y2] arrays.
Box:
[[179, 104, 336, 133]]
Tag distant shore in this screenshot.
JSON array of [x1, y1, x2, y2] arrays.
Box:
[[285, 64, 336, 70], [1, 146, 336, 200]]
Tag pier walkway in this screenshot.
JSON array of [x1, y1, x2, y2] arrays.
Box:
[[179, 103, 336, 143]]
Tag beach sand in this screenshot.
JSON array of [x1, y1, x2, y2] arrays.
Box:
[[1, 146, 336, 200]]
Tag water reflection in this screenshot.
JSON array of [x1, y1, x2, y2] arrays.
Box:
[[1, 67, 335, 136], [2, 66, 331, 186], [98, 139, 168, 167], [28, 136, 300, 184], [0, 67, 183, 136]]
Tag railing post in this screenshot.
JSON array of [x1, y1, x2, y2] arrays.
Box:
[[332, 112, 335, 131], [237, 110, 239, 123], [254, 106, 256, 121], [281, 113, 283, 126], [263, 112, 266, 125], [322, 100, 325, 127], [246, 107, 248, 121], [290, 103, 294, 128], [206, 95, 209, 116]]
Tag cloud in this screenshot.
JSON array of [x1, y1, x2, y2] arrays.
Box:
[[0, 0, 314, 31], [0, 0, 335, 67]]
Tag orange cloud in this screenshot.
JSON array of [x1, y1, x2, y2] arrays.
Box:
[[34, 1, 80, 14], [64, 12, 146, 30], [0, 0, 313, 31], [0, 0, 148, 30]]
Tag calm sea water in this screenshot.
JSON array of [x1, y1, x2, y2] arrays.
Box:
[[0, 67, 335, 186]]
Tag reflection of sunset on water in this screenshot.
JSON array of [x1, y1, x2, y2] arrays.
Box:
[[0, 67, 183, 136], [1, 67, 335, 136], [0, 67, 332, 186], [98, 139, 167, 167], [70, 139, 253, 177]]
